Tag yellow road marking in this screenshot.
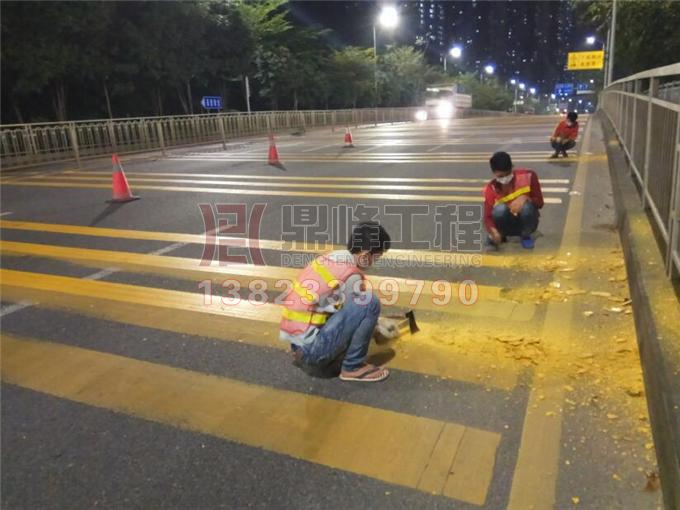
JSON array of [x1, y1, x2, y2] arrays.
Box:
[[0, 269, 521, 389], [0, 240, 513, 311], [61, 170, 572, 185], [507, 119, 599, 509], [0, 180, 565, 204], [21, 174, 569, 194], [1, 334, 501, 505], [0, 219, 513, 268], [443, 427, 502, 504]]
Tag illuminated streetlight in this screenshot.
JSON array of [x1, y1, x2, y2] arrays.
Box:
[[519, 82, 526, 91], [510, 79, 516, 85], [378, 6, 399, 29], [373, 6, 399, 105], [586, 35, 596, 45], [529, 87, 536, 95], [484, 64, 495, 75], [550, 93, 556, 100], [443, 45, 462, 72]]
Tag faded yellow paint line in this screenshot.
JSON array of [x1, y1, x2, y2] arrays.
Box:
[[417, 423, 465, 494], [23, 174, 569, 194], [0, 269, 520, 390], [1, 334, 501, 504], [443, 427, 502, 505], [0, 220, 514, 269], [0, 180, 564, 204], [507, 126, 602, 509], [0, 241, 509, 311]]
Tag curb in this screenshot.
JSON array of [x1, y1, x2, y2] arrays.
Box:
[[598, 110, 680, 508]]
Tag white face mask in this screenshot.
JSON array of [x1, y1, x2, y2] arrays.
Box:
[[496, 174, 513, 185]]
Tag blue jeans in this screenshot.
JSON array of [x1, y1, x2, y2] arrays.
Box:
[[300, 292, 380, 372], [551, 139, 575, 152], [492, 201, 539, 238]]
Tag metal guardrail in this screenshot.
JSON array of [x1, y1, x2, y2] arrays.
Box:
[[0, 107, 515, 170], [600, 63, 680, 279], [0, 108, 406, 169]]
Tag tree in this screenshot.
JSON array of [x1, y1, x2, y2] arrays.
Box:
[[328, 47, 374, 108], [379, 46, 430, 107], [575, 0, 680, 78], [456, 73, 513, 111]]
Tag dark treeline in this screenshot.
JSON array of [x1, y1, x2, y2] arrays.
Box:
[[1, 0, 448, 124]]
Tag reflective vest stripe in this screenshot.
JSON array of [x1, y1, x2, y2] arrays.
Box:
[[292, 280, 315, 302], [495, 185, 531, 206], [311, 259, 338, 287], [281, 308, 328, 325]]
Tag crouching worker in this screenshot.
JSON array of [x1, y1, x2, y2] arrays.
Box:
[[484, 151, 544, 249], [279, 221, 391, 382], [550, 111, 579, 158]]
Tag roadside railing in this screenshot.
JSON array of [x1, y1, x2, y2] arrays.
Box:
[[600, 63, 680, 279], [0, 106, 517, 170]]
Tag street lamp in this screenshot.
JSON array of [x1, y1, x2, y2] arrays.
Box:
[[373, 6, 399, 106], [378, 6, 398, 29], [586, 35, 596, 45], [529, 87, 536, 95], [443, 45, 462, 72], [519, 82, 526, 91], [484, 64, 495, 75], [510, 79, 519, 113]]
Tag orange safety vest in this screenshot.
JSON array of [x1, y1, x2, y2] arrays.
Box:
[[493, 171, 532, 206], [279, 254, 365, 336]]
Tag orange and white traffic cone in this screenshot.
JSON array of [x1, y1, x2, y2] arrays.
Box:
[[343, 127, 354, 148], [107, 154, 140, 203], [268, 134, 282, 166]]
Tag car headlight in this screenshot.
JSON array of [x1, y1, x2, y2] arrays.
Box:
[[415, 110, 428, 121], [436, 100, 453, 118]]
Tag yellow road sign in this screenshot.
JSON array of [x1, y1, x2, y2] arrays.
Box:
[[567, 50, 604, 70]]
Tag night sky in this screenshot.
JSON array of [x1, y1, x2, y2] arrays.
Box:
[[288, 1, 599, 95]]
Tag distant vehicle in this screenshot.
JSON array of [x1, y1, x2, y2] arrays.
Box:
[[415, 83, 472, 120]]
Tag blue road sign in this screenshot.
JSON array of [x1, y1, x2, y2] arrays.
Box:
[[554, 83, 574, 96], [200, 96, 222, 110]]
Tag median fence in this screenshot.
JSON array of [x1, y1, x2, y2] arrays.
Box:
[[600, 63, 680, 279], [0, 107, 515, 170]]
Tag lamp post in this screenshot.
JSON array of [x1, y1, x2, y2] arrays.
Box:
[[373, 6, 398, 106], [482, 64, 495, 82], [585, 32, 609, 86], [444, 45, 462, 72], [510, 78, 518, 113]]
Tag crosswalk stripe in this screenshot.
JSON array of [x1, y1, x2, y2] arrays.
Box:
[[19, 175, 570, 194], [0, 241, 522, 313], [0, 180, 565, 204], [0, 269, 520, 389], [169, 156, 590, 164], [1, 334, 501, 505], [61, 171, 572, 185], [0, 219, 523, 269]]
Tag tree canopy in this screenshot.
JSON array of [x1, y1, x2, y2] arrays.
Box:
[[1, 0, 512, 123], [575, 0, 680, 80]]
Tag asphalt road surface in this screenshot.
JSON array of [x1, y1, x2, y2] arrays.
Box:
[[1, 115, 662, 509]]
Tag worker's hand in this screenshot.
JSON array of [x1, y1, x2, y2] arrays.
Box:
[[375, 317, 400, 341], [555, 136, 563, 144], [489, 227, 502, 245], [550, 136, 555, 142], [509, 194, 529, 215]]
